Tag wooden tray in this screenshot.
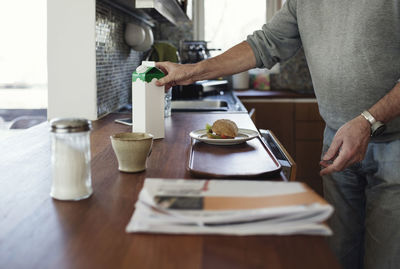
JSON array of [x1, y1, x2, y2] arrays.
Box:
[[188, 137, 281, 178]]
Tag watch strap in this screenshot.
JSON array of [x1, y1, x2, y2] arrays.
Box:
[[361, 110, 386, 137], [361, 110, 376, 125]]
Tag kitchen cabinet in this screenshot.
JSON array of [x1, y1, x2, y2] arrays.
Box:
[[107, 0, 190, 26], [244, 101, 295, 155], [294, 103, 325, 195], [238, 93, 325, 195], [136, 0, 190, 25]]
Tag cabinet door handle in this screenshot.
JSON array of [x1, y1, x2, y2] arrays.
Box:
[[249, 108, 256, 124]]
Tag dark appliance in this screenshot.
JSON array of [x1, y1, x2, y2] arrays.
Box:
[[179, 40, 220, 64], [259, 129, 296, 181]]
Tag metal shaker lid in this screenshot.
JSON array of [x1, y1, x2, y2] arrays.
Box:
[[50, 118, 91, 133]]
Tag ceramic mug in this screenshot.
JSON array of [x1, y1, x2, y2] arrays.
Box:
[[232, 71, 250, 90], [110, 132, 153, 173]]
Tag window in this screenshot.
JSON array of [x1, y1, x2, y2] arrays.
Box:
[[0, 0, 47, 134], [204, 0, 267, 55]]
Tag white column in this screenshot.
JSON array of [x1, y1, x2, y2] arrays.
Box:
[[267, 0, 283, 22], [192, 0, 204, 40], [47, 0, 97, 120]]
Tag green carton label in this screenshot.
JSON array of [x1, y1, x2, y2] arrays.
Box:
[[132, 66, 165, 83]]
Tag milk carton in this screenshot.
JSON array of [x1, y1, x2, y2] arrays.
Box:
[[132, 61, 165, 139]]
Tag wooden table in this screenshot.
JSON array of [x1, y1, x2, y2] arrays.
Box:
[[0, 112, 341, 269]]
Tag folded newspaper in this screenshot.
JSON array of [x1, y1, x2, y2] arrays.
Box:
[[126, 178, 334, 236]]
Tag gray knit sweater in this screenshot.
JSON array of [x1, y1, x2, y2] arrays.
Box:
[[247, 0, 400, 141]]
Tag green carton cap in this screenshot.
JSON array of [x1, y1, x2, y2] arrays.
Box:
[[132, 66, 165, 83]]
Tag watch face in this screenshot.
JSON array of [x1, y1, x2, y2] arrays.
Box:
[[371, 122, 386, 137]]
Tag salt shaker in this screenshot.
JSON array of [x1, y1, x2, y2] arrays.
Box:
[[50, 118, 92, 200]]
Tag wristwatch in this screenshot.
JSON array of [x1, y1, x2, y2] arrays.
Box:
[[361, 110, 386, 137]]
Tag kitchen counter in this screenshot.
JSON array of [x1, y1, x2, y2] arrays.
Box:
[[172, 89, 248, 113], [0, 112, 340, 269], [235, 89, 315, 99]]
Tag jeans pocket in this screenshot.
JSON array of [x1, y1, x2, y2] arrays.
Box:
[[321, 143, 329, 159]]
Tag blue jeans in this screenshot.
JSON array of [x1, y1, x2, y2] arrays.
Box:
[[322, 127, 400, 269]]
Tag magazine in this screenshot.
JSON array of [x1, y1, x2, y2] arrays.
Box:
[[126, 178, 334, 236]]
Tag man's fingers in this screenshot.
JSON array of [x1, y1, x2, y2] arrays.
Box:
[[319, 159, 332, 168], [155, 62, 173, 86], [156, 61, 178, 77], [320, 144, 362, 176], [157, 81, 172, 90], [156, 77, 167, 86], [320, 153, 360, 176], [319, 116, 371, 176], [320, 156, 344, 176], [156, 75, 175, 87], [322, 138, 342, 161], [155, 61, 169, 71], [320, 145, 351, 175], [156, 66, 167, 75]]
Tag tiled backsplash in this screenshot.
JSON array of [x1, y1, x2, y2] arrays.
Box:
[[96, 1, 147, 117], [95, 2, 192, 117], [153, 21, 193, 50]]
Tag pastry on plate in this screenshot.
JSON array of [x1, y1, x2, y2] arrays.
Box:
[[206, 119, 238, 139]]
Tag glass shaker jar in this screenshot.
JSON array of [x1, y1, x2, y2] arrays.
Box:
[[50, 118, 92, 200], [164, 87, 172, 118]]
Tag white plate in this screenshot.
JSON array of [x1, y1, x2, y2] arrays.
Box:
[[189, 128, 259, 145]]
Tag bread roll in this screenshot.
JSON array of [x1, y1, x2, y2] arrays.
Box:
[[211, 119, 238, 138]]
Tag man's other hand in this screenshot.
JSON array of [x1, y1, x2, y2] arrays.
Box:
[[320, 116, 371, 176]]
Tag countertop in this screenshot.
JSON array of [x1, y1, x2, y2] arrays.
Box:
[[234, 89, 316, 99], [0, 112, 340, 269]]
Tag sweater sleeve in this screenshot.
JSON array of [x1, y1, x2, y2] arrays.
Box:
[[246, 0, 302, 68]]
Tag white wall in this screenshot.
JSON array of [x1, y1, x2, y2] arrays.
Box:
[[47, 0, 97, 120]]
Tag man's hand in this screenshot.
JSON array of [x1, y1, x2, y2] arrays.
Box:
[[320, 116, 371, 176], [155, 62, 199, 91], [155, 41, 257, 91]]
